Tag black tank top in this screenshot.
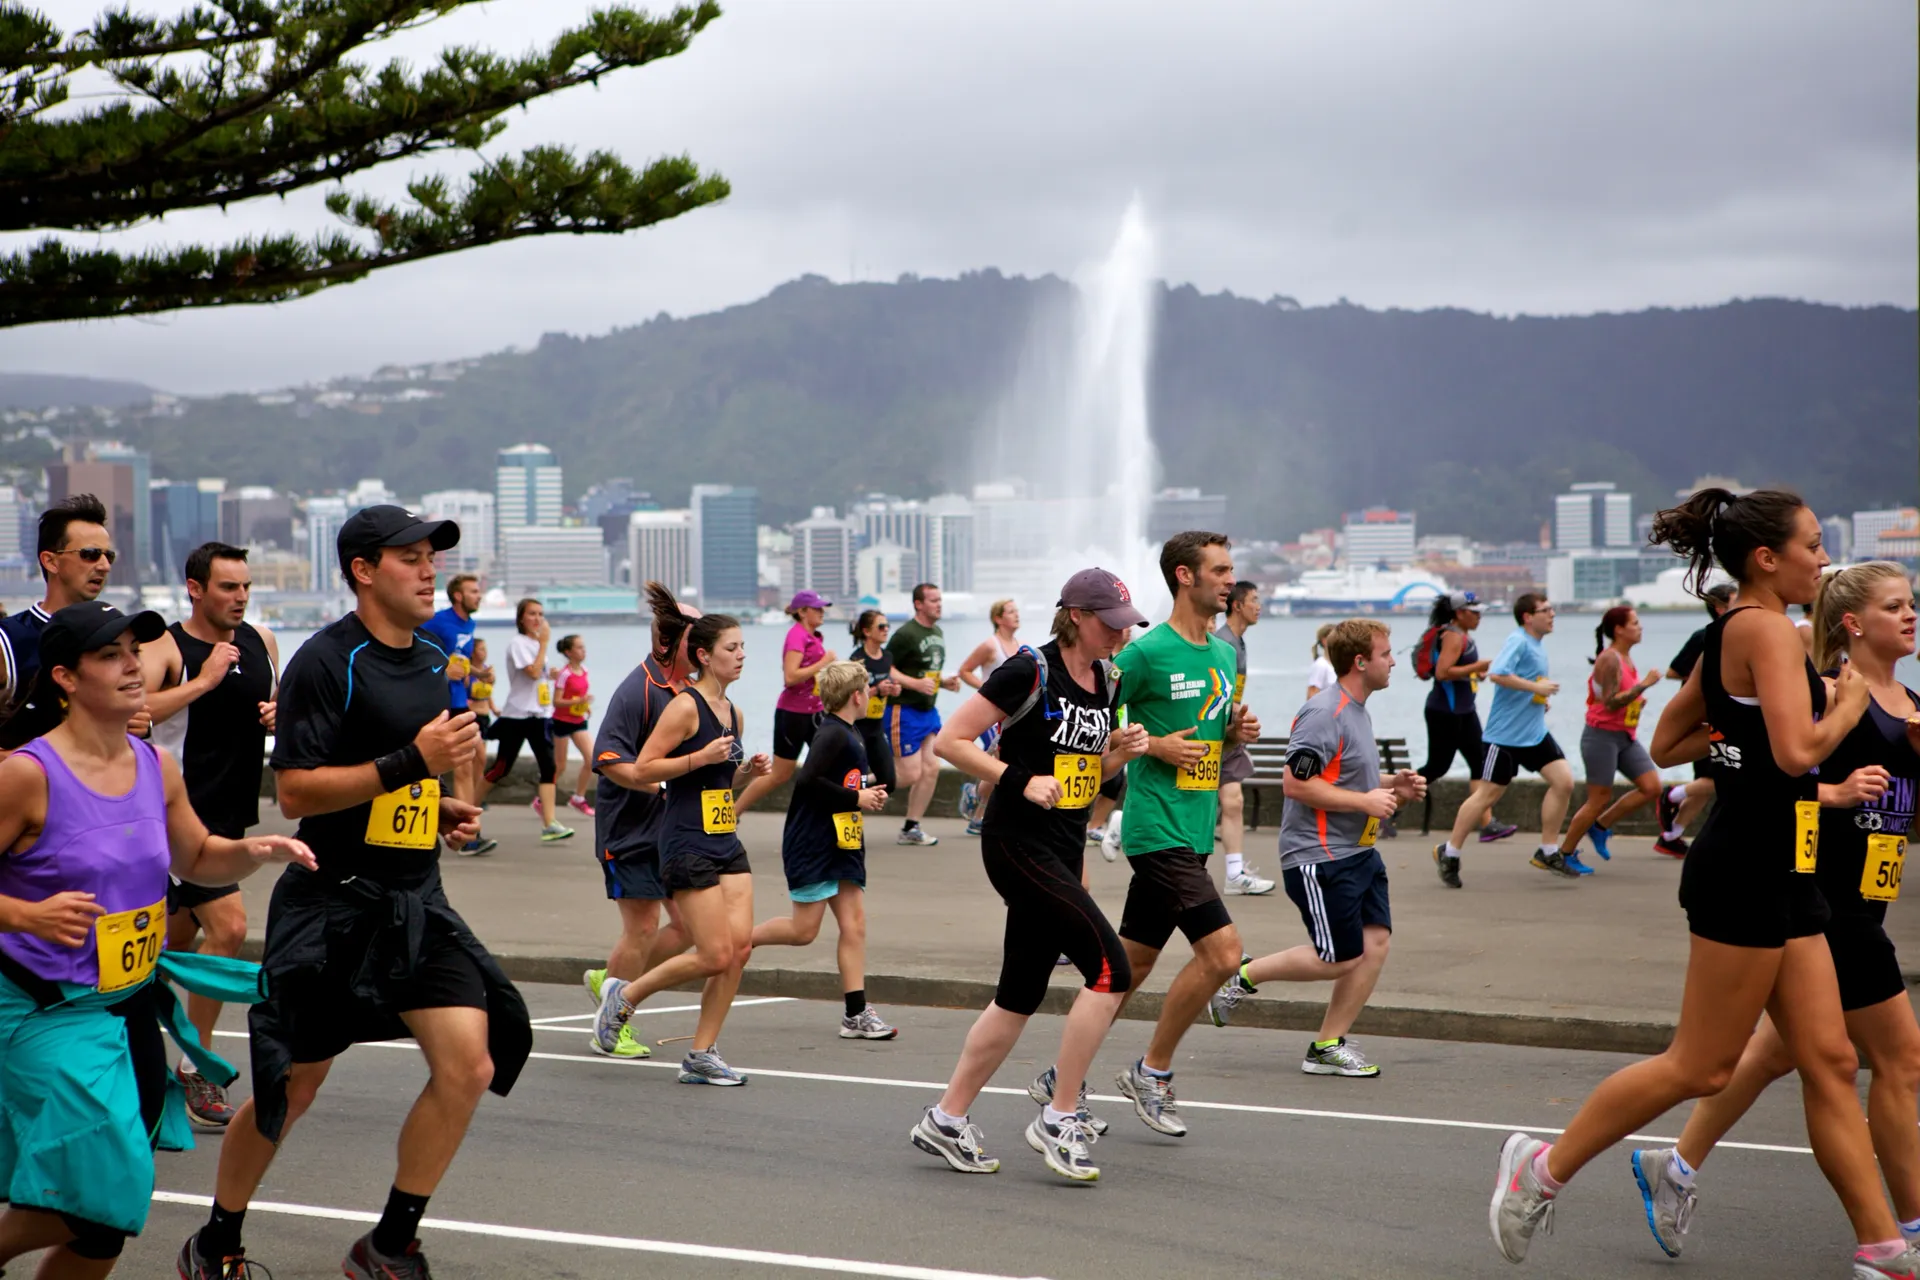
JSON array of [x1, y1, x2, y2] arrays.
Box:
[[152, 621, 275, 836], [1814, 681, 1920, 922], [659, 688, 745, 861], [1425, 627, 1480, 715]]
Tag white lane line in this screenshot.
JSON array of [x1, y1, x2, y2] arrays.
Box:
[[150, 1191, 1047, 1280], [210, 1030, 1811, 1156], [529, 997, 796, 1027]]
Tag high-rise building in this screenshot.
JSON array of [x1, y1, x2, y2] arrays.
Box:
[[791, 507, 858, 602], [495, 443, 563, 556], [150, 478, 224, 578], [1820, 515, 1851, 564], [1342, 508, 1416, 568], [689, 484, 759, 609], [923, 494, 975, 592], [628, 509, 693, 600], [1854, 508, 1919, 561], [304, 495, 350, 590], [419, 489, 495, 578], [856, 541, 910, 599], [0, 486, 23, 562], [48, 443, 150, 588], [1554, 482, 1633, 552], [1148, 488, 1229, 545], [219, 486, 293, 550], [499, 526, 608, 592]]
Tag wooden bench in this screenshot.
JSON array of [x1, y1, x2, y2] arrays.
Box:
[[1239, 735, 1411, 830]]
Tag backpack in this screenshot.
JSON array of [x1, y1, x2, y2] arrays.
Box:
[[1412, 625, 1446, 682], [1002, 645, 1121, 731]]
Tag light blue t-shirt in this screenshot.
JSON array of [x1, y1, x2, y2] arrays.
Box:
[[1483, 629, 1549, 748]]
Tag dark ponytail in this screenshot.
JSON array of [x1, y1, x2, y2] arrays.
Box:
[[645, 581, 694, 664], [1427, 593, 1456, 629], [1650, 487, 1806, 596], [851, 609, 886, 642], [1592, 605, 1633, 662]]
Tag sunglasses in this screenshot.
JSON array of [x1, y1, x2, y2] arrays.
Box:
[[59, 546, 116, 565]]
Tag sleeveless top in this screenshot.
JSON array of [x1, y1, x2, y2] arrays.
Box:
[[979, 635, 1017, 682], [1585, 650, 1643, 735], [1426, 627, 1480, 715], [553, 666, 590, 726], [1814, 681, 1920, 923], [659, 689, 745, 861], [150, 621, 274, 836], [0, 736, 170, 986]]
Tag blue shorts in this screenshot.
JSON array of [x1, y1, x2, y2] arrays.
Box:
[[888, 704, 942, 758], [1282, 849, 1391, 964], [976, 724, 1003, 754], [600, 846, 665, 901], [789, 880, 848, 904]]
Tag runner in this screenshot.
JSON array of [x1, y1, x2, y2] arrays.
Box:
[[1306, 624, 1338, 699], [142, 541, 281, 1130], [910, 568, 1149, 1180], [1555, 606, 1662, 867], [592, 612, 772, 1085], [750, 659, 897, 1040], [550, 634, 596, 816], [850, 609, 901, 792], [1488, 488, 1919, 1278], [1631, 561, 1920, 1259], [1655, 582, 1738, 856], [0, 494, 116, 749], [1216, 580, 1275, 895], [466, 637, 496, 734], [1418, 590, 1517, 875], [475, 598, 573, 842], [419, 575, 493, 856], [736, 591, 837, 814], [1102, 531, 1260, 1139], [1208, 619, 1425, 1076], [955, 599, 1021, 835], [180, 505, 533, 1280], [1440, 593, 1580, 882], [886, 583, 961, 846], [0, 602, 311, 1279]]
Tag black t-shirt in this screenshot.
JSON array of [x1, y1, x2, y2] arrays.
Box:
[[1815, 685, 1920, 922], [592, 657, 679, 858], [1670, 627, 1708, 681], [979, 641, 1115, 858], [781, 715, 870, 889], [270, 613, 453, 886], [165, 621, 275, 836], [855, 646, 893, 720]]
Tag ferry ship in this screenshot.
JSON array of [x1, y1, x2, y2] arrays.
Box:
[[1267, 566, 1452, 617]]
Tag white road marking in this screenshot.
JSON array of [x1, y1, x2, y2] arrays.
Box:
[[150, 1191, 1048, 1280], [529, 996, 795, 1027], [208, 1029, 1812, 1156]]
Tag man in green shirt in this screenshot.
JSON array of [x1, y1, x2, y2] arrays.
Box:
[[884, 583, 961, 846], [1107, 531, 1260, 1139]]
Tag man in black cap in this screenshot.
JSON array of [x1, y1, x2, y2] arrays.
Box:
[[180, 506, 533, 1280]]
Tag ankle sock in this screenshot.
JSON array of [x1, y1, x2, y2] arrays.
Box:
[[371, 1186, 430, 1257], [1442, 841, 1460, 858], [1667, 784, 1687, 805], [1538, 844, 1558, 858], [902, 819, 919, 831], [1858, 1239, 1909, 1264], [1312, 1037, 1342, 1050], [1238, 962, 1257, 992], [844, 989, 865, 1019], [1043, 1104, 1076, 1127], [1900, 1217, 1920, 1239], [1224, 852, 1245, 879], [1670, 1149, 1697, 1184], [1139, 1059, 1172, 1080], [199, 1203, 246, 1262], [931, 1104, 965, 1130], [1531, 1146, 1565, 1195]]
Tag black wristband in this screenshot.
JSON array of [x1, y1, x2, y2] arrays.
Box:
[[999, 764, 1034, 797], [375, 743, 430, 793]]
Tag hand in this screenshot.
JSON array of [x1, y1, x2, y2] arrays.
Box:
[[1148, 726, 1209, 768], [1829, 765, 1892, 808], [414, 710, 481, 776], [1535, 679, 1561, 697], [1907, 716, 1920, 756], [698, 734, 739, 768], [945, 675, 964, 692], [879, 678, 900, 697], [744, 752, 773, 778], [1107, 723, 1151, 762], [201, 641, 241, 684], [1228, 704, 1261, 745], [1638, 669, 1663, 691], [128, 706, 153, 739], [821, 649, 840, 666], [438, 797, 483, 848], [1359, 788, 1402, 819], [1832, 661, 1869, 716], [258, 700, 277, 731], [16, 891, 105, 948], [1392, 768, 1428, 801], [535, 619, 551, 642], [858, 785, 889, 813], [1022, 774, 1065, 809], [238, 834, 318, 871]]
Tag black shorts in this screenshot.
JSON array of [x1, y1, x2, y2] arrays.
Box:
[[1099, 771, 1126, 802], [1422, 707, 1486, 782], [486, 715, 555, 785], [1283, 850, 1391, 963], [1827, 914, 1906, 1012], [167, 877, 242, 916], [1681, 838, 1831, 949], [981, 830, 1130, 1016], [1483, 735, 1565, 787], [772, 708, 822, 761], [471, 712, 491, 736], [600, 846, 665, 901], [554, 718, 590, 740], [661, 847, 752, 895], [1119, 848, 1233, 951]]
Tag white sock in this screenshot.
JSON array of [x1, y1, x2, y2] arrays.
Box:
[[1900, 1216, 1920, 1240], [1539, 844, 1558, 857], [1670, 1150, 1697, 1185], [1225, 852, 1245, 879], [1667, 784, 1687, 805], [1443, 841, 1460, 857], [1043, 1104, 1076, 1127], [1663, 825, 1685, 841], [932, 1104, 966, 1130]]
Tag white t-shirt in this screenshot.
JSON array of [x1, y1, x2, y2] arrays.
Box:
[[501, 632, 552, 719], [1308, 656, 1339, 694]]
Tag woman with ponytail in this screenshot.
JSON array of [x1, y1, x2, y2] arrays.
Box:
[[1488, 489, 1915, 1280], [1552, 606, 1662, 869]]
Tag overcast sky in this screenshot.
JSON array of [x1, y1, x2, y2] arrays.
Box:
[[6, 0, 1914, 394]]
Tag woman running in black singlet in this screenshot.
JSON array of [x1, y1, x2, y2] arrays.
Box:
[[850, 610, 901, 792]]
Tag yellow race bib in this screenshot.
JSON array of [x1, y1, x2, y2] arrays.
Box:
[[1233, 672, 1246, 705], [1359, 816, 1381, 847], [1177, 741, 1223, 792], [1794, 799, 1820, 873], [447, 654, 470, 680], [469, 680, 493, 700], [1624, 700, 1643, 729], [865, 692, 886, 720], [833, 811, 864, 850], [701, 789, 737, 835], [1861, 833, 1906, 903], [537, 681, 552, 708], [1052, 753, 1101, 809], [366, 779, 440, 849], [95, 897, 166, 995], [1469, 674, 1481, 694]]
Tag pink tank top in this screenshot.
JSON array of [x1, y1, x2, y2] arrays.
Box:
[[1586, 652, 1643, 735]]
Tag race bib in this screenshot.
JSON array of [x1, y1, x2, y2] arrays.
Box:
[[537, 681, 553, 708], [1623, 700, 1643, 729], [1794, 799, 1820, 873], [701, 788, 737, 835], [447, 654, 470, 680], [924, 670, 940, 690], [865, 692, 886, 720], [470, 680, 493, 700], [1469, 674, 1481, 694], [95, 897, 166, 995], [833, 811, 864, 850], [366, 778, 440, 849], [1359, 816, 1380, 847], [1531, 692, 1548, 706], [1861, 833, 1906, 903], [1176, 741, 1223, 792], [1233, 672, 1246, 705], [1053, 753, 1101, 809]]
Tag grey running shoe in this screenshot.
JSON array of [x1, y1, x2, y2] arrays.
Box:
[[1224, 867, 1276, 895], [1489, 1132, 1557, 1264], [177, 1232, 270, 1279], [678, 1047, 747, 1085], [592, 974, 636, 1055], [1025, 1111, 1100, 1182], [1433, 843, 1463, 889], [456, 837, 497, 857], [180, 1065, 236, 1127], [344, 1233, 431, 1279], [1302, 1037, 1380, 1077], [1479, 820, 1520, 843], [1630, 1147, 1695, 1259], [1529, 849, 1580, 878], [1026, 1065, 1110, 1135], [1857, 1247, 1920, 1279], [896, 824, 939, 846], [1209, 972, 1253, 1027], [539, 822, 575, 842], [910, 1107, 1000, 1173], [840, 1006, 898, 1040], [1114, 1058, 1186, 1137]]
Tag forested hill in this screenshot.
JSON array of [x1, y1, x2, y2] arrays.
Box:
[[104, 274, 1918, 541]]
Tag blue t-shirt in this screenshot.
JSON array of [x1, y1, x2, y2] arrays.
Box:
[[1483, 628, 1549, 748], [418, 606, 477, 710]]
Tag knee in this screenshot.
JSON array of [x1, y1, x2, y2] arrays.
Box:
[[203, 910, 246, 954], [439, 1050, 495, 1102], [792, 918, 822, 946], [1366, 931, 1391, 962], [1874, 1041, 1920, 1094], [691, 943, 731, 976], [283, 1070, 328, 1121], [1636, 777, 1662, 800], [1798, 1034, 1860, 1088]]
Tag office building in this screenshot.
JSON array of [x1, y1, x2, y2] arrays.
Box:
[[1554, 482, 1633, 552], [1820, 515, 1851, 564], [0, 486, 22, 562], [499, 526, 609, 592], [220, 486, 294, 550], [690, 484, 759, 609], [922, 493, 975, 591], [1854, 509, 1920, 561], [151, 478, 224, 578], [856, 542, 910, 599], [629, 509, 694, 600], [48, 443, 150, 588], [420, 488, 495, 578], [1148, 488, 1229, 545], [1342, 508, 1416, 569], [304, 495, 350, 590], [495, 443, 563, 555], [1548, 551, 1644, 607], [791, 507, 859, 602]]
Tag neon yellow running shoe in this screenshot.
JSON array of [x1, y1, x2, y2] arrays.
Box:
[[591, 1020, 652, 1060], [582, 968, 607, 1004]]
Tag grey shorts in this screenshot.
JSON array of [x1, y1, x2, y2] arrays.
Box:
[[1580, 726, 1655, 784], [1221, 743, 1255, 785]]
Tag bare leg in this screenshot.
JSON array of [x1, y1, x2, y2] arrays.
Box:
[[937, 1003, 1029, 1116], [1596, 770, 1662, 830], [1112, 939, 1163, 1024], [1448, 781, 1505, 849], [606, 899, 663, 981], [552, 733, 571, 800], [1536, 759, 1574, 848], [1144, 926, 1243, 1072], [214, 1059, 335, 1213], [571, 732, 594, 800], [1673, 1014, 1796, 1169], [1559, 784, 1614, 854], [735, 756, 796, 814], [1051, 987, 1127, 1111], [826, 888, 867, 994], [906, 751, 939, 822], [181, 893, 246, 1052], [1851, 994, 1920, 1222], [536, 781, 558, 827], [1219, 781, 1245, 852], [750, 899, 827, 949], [1675, 778, 1715, 832], [618, 883, 737, 1006], [1319, 926, 1391, 1040], [0, 1208, 78, 1265], [688, 874, 756, 1052], [392, 1006, 495, 1194]]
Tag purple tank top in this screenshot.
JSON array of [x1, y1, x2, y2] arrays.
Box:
[[0, 736, 170, 986]]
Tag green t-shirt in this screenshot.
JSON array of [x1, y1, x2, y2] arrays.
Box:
[[1113, 621, 1239, 856], [885, 619, 946, 712]]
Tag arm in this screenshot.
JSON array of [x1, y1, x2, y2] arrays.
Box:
[[518, 636, 548, 679], [1592, 651, 1627, 709], [1282, 773, 1389, 813], [1742, 611, 1869, 775], [0, 754, 106, 947], [630, 695, 723, 785], [139, 630, 192, 723], [885, 632, 939, 697], [277, 710, 480, 820], [1433, 631, 1488, 682], [783, 647, 836, 690], [162, 749, 315, 884], [1649, 667, 1711, 766], [730, 710, 769, 788], [1277, 713, 1399, 816], [932, 691, 1011, 783], [793, 729, 864, 808], [957, 639, 996, 690]]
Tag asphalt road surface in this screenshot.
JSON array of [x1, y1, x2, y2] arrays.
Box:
[[125, 983, 1861, 1279]]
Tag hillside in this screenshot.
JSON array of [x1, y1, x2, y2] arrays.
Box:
[[96, 275, 1920, 542], [0, 372, 157, 410]]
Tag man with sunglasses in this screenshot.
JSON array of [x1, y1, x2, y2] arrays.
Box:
[[0, 493, 116, 748]]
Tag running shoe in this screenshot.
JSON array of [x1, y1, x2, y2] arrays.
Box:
[[1655, 786, 1681, 838], [965, 819, 983, 837], [1654, 835, 1690, 859], [539, 822, 575, 842], [1086, 826, 1106, 845], [1560, 851, 1597, 876], [1856, 1247, 1920, 1279], [582, 967, 607, 1004], [1433, 843, 1463, 889], [567, 794, 595, 817], [896, 825, 939, 847], [1055, 953, 1073, 965], [344, 1233, 431, 1279], [1302, 1036, 1379, 1077], [1224, 866, 1276, 895], [1587, 824, 1613, 860], [1114, 1059, 1186, 1137], [1027, 1065, 1110, 1135], [1100, 811, 1123, 862], [592, 975, 636, 1055], [840, 1006, 898, 1040], [1629, 1147, 1695, 1259], [678, 1047, 747, 1085], [1489, 1132, 1557, 1264], [1529, 849, 1580, 878], [591, 1021, 653, 1060], [1024, 1111, 1100, 1182], [958, 780, 981, 822], [1478, 821, 1519, 843], [180, 1064, 236, 1128], [456, 837, 497, 857], [177, 1233, 270, 1279], [910, 1107, 1000, 1173], [1209, 971, 1254, 1027]]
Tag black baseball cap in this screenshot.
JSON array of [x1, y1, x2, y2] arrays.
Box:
[[38, 602, 167, 671], [337, 505, 460, 577], [1058, 567, 1149, 630]]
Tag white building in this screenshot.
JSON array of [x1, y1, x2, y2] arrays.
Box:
[[922, 493, 975, 592], [498, 526, 607, 592], [495, 443, 563, 557], [791, 508, 859, 602], [419, 489, 495, 578], [1554, 482, 1633, 552], [856, 541, 911, 599], [304, 495, 349, 591], [628, 509, 694, 601], [1342, 508, 1417, 569], [0, 486, 22, 561], [1854, 508, 1919, 560]]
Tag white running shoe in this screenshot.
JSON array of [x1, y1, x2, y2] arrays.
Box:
[[1490, 1132, 1557, 1264], [839, 1006, 898, 1040], [1629, 1147, 1695, 1259], [1224, 867, 1275, 895], [1100, 810, 1123, 862]]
